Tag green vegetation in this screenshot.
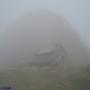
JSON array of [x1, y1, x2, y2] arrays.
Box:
[[0, 65, 90, 90]]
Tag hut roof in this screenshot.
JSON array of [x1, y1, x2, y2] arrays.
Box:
[[36, 46, 55, 55]]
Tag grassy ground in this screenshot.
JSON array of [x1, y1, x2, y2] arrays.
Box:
[[0, 65, 90, 90]]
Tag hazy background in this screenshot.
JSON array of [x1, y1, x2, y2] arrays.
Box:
[[0, 0, 90, 47], [0, 0, 89, 70], [0, 1, 90, 89]]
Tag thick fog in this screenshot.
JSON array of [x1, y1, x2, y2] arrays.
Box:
[[0, 11, 89, 70], [0, 1, 90, 89], [0, 0, 90, 71]]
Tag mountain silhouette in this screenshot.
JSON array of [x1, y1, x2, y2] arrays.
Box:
[[0, 10, 89, 69]]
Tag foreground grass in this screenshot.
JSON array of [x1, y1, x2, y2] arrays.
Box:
[[0, 65, 90, 90]]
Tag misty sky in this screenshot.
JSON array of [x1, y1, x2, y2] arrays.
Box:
[[0, 0, 90, 47]]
